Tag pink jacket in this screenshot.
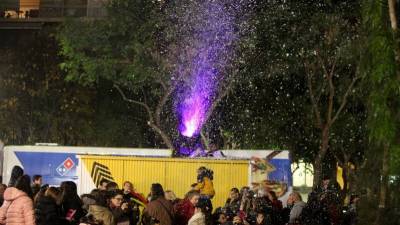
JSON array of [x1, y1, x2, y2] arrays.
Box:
[[0, 187, 36, 225]]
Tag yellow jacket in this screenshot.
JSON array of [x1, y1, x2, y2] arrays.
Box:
[[194, 177, 215, 198]]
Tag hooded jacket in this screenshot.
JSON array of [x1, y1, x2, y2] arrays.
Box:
[[88, 205, 115, 225], [0, 187, 36, 225]]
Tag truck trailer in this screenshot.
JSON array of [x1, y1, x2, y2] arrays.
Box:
[[1, 145, 292, 207]]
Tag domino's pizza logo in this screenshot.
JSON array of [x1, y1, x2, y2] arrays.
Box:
[[56, 157, 75, 176]]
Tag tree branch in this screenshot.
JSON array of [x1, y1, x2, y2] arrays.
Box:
[[315, 48, 340, 128], [156, 79, 168, 92], [204, 71, 236, 124], [330, 75, 359, 126], [113, 84, 154, 121], [305, 61, 323, 128], [155, 86, 174, 127], [388, 0, 398, 31]]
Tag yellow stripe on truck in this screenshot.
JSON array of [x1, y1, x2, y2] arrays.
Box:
[[81, 155, 249, 208]]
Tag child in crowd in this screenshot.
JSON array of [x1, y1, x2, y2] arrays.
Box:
[[194, 167, 215, 198]]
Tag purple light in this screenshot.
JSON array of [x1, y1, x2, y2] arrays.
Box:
[[175, 0, 241, 138]]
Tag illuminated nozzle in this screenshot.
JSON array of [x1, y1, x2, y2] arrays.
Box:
[[181, 117, 199, 137]]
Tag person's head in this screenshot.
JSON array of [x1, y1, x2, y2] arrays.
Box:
[[230, 187, 240, 200], [60, 181, 79, 202], [240, 186, 250, 196], [8, 166, 23, 187], [99, 179, 109, 190], [109, 190, 124, 208], [15, 174, 33, 198], [233, 216, 243, 224], [93, 190, 109, 207], [106, 182, 119, 191], [45, 187, 62, 204], [165, 190, 177, 201], [197, 166, 207, 175], [185, 190, 200, 206], [322, 176, 331, 189], [32, 175, 42, 185], [217, 213, 228, 224], [34, 184, 49, 204], [289, 192, 302, 203], [90, 188, 100, 196], [256, 211, 266, 225], [150, 183, 165, 201], [123, 181, 133, 193], [194, 198, 208, 214]]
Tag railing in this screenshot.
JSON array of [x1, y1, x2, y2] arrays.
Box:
[[0, 1, 107, 19]]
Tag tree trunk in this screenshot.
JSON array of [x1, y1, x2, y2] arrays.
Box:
[[148, 122, 175, 153], [313, 126, 330, 188], [374, 143, 390, 225], [388, 0, 400, 80]]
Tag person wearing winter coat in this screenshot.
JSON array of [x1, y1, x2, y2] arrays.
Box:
[[35, 187, 69, 225], [109, 190, 132, 225], [288, 192, 306, 224], [188, 199, 207, 225], [0, 175, 36, 225], [142, 183, 174, 225], [89, 190, 115, 225], [174, 190, 200, 225]]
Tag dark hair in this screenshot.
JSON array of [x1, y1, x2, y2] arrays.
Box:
[[151, 183, 165, 201], [15, 175, 33, 198], [197, 167, 214, 181], [99, 179, 109, 186], [109, 189, 124, 198], [8, 166, 23, 187], [106, 182, 119, 191], [93, 190, 109, 207], [195, 198, 208, 214], [34, 184, 49, 204], [0, 184, 7, 191], [322, 175, 331, 181], [230, 187, 239, 193], [60, 181, 82, 206], [268, 191, 277, 200], [32, 175, 42, 182], [61, 181, 78, 198]]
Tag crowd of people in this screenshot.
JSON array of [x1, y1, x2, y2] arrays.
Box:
[[0, 165, 358, 225]]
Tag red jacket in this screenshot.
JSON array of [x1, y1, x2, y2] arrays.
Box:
[[0, 187, 36, 225], [174, 199, 195, 225]]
